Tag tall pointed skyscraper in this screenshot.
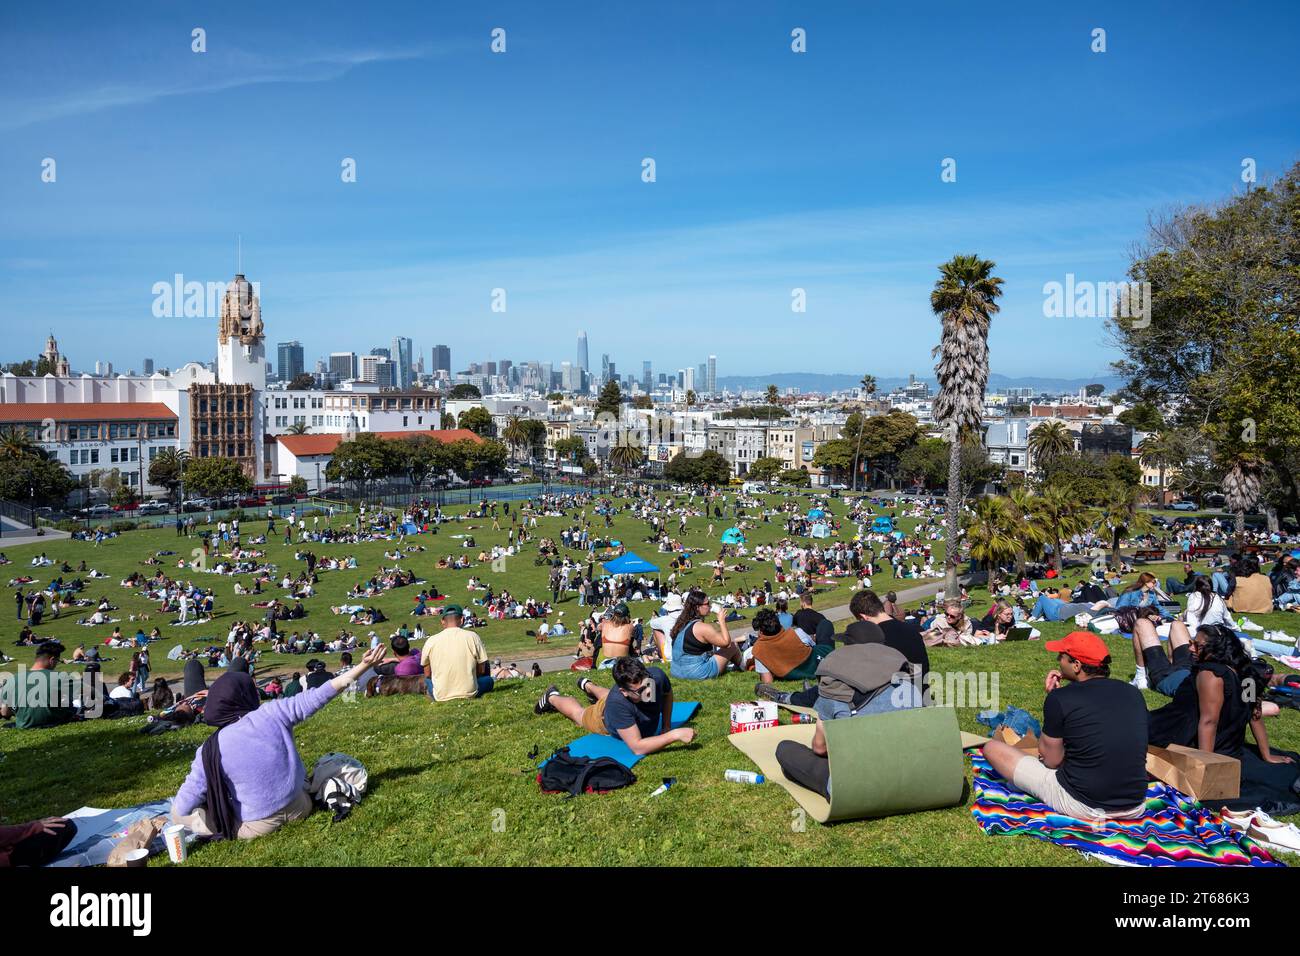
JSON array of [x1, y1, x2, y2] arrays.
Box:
[[576, 331, 589, 373]]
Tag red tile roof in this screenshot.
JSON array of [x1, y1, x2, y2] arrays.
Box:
[[276, 428, 483, 457], [0, 402, 177, 422]]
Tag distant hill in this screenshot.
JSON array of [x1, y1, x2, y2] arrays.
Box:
[[716, 372, 1124, 395]]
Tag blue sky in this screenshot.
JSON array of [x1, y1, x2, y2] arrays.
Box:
[[1, 0, 1297, 380]]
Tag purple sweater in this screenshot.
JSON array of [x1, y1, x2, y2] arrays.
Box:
[[174, 683, 338, 824]]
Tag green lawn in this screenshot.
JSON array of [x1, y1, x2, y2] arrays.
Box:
[[2, 491, 1297, 866]]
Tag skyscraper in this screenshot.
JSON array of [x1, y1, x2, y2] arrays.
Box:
[[577, 331, 589, 373], [277, 341, 304, 382], [142, 357, 154, 375], [432, 345, 451, 373], [392, 336, 414, 389], [707, 355, 716, 394], [600, 353, 609, 383], [329, 352, 357, 381], [642, 361, 652, 393]]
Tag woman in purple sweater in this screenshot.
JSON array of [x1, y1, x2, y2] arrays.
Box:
[[172, 645, 384, 840]]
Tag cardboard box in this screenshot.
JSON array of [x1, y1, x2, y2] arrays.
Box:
[[730, 701, 778, 734], [1145, 744, 1240, 802], [993, 725, 1040, 754]]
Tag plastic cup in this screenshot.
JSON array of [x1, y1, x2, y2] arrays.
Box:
[[163, 824, 187, 864], [124, 848, 149, 867]]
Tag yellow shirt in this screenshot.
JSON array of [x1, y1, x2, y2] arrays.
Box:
[[420, 626, 488, 701]]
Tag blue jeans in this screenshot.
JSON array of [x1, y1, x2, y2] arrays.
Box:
[[425, 675, 495, 698], [813, 681, 923, 721], [1276, 592, 1300, 609], [1212, 572, 1231, 596], [1249, 638, 1294, 657]]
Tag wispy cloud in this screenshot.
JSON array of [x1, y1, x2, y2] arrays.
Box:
[[0, 46, 441, 132]]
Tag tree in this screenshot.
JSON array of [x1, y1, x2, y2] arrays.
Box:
[[779, 468, 810, 487], [457, 407, 494, 437], [287, 475, 308, 495], [765, 384, 780, 408], [148, 448, 189, 505], [519, 418, 547, 461], [457, 438, 508, 480], [554, 436, 588, 464], [2, 360, 35, 376], [1033, 484, 1089, 573], [664, 449, 730, 485], [183, 457, 253, 499], [850, 374, 878, 491], [286, 421, 310, 435], [1097, 482, 1154, 567], [595, 381, 623, 420], [1117, 402, 1165, 432], [440, 412, 456, 429], [0, 453, 76, 507], [546, 392, 564, 402], [1138, 429, 1187, 503], [0, 428, 40, 461], [1222, 456, 1263, 550], [396, 435, 447, 491], [1111, 163, 1300, 524], [608, 441, 644, 475], [747, 456, 784, 483], [1027, 421, 1075, 472], [501, 416, 528, 461], [931, 253, 1005, 598], [324, 433, 399, 496], [812, 439, 855, 484], [449, 384, 482, 400], [964, 497, 1020, 592], [684, 389, 696, 410], [632, 395, 653, 410], [287, 373, 316, 390], [856, 410, 921, 488]]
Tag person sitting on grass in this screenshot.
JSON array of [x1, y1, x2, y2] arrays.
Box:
[[772, 641, 922, 799], [421, 604, 493, 701], [1116, 606, 1186, 694], [170, 645, 385, 841], [534, 657, 695, 756], [668, 588, 744, 680], [598, 602, 635, 662], [1148, 623, 1299, 812], [1026, 588, 1105, 623], [750, 607, 826, 684], [0, 815, 78, 868], [0, 642, 76, 730], [981, 632, 1148, 822]]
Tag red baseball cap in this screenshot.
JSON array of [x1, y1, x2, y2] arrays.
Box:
[[1044, 631, 1111, 666]]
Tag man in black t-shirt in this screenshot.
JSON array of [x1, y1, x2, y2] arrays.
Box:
[[793, 593, 828, 643], [841, 589, 929, 682], [982, 632, 1148, 821], [534, 657, 695, 756]]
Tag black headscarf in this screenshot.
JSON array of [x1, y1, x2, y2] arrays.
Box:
[[199, 672, 260, 841], [228, 656, 249, 674], [183, 659, 207, 697]]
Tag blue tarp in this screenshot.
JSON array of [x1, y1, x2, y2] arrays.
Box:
[[401, 522, 420, 534], [871, 516, 894, 533], [810, 522, 830, 538], [602, 552, 660, 575], [720, 527, 745, 544]]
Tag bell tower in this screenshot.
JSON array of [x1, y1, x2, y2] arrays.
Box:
[[216, 273, 266, 390]]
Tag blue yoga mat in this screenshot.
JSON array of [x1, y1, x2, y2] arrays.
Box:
[[552, 701, 700, 769]]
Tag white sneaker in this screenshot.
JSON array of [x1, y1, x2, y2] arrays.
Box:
[[1130, 672, 1149, 690], [1248, 817, 1300, 854], [1238, 618, 1264, 632]]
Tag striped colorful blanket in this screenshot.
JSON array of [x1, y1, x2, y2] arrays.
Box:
[[969, 754, 1281, 867]]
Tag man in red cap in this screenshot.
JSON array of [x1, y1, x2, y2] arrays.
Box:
[[982, 631, 1148, 821]]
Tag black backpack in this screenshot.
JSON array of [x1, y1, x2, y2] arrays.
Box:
[[537, 747, 636, 797]]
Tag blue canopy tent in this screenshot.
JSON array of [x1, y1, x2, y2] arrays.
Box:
[[808, 508, 826, 519], [810, 522, 830, 539], [720, 527, 745, 544], [871, 516, 894, 533], [602, 552, 661, 575]]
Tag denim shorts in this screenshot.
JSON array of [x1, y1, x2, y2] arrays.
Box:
[[671, 652, 719, 681]]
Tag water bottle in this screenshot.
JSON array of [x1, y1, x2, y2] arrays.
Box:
[[724, 769, 765, 785]]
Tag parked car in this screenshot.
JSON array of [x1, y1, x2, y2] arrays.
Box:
[[137, 500, 169, 515], [1170, 501, 1198, 511], [80, 504, 114, 518]]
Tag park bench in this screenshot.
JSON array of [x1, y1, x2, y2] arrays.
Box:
[[1133, 549, 1166, 563], [1190, 546, 1222, 559]]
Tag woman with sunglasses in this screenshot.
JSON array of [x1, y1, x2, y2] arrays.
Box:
[[669, 589, 745, 680]]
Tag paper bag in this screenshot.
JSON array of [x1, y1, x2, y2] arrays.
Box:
[[1145, 744, 1240, 802], [993, 725, 1040, 754], [106, 815, 167, 867]]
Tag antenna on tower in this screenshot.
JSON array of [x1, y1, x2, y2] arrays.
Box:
[[237, 234, 242, 275]]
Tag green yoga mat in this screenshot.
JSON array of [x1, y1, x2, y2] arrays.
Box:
[[729, 706, 967, 823]]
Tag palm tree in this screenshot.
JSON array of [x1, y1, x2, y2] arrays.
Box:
[[685, 389, 696, 411], [850, 374, 877, 492], [1138, 430, 1183, 505], [609, 441, 643, 475], [1222, 456, 1263, 550], [1006, 485, 1047, 577], [1097, 482, 1154, 567], [149, 447, 190, 510], [0, 427, 38, 459], [1027, 421, 1074, 474], [963, 496, 1020, 592], [286, 421, 311, 436], [501, 416, 527, 462], [1033, 483, 1087, 573], [931, 253, 1005, 599]]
